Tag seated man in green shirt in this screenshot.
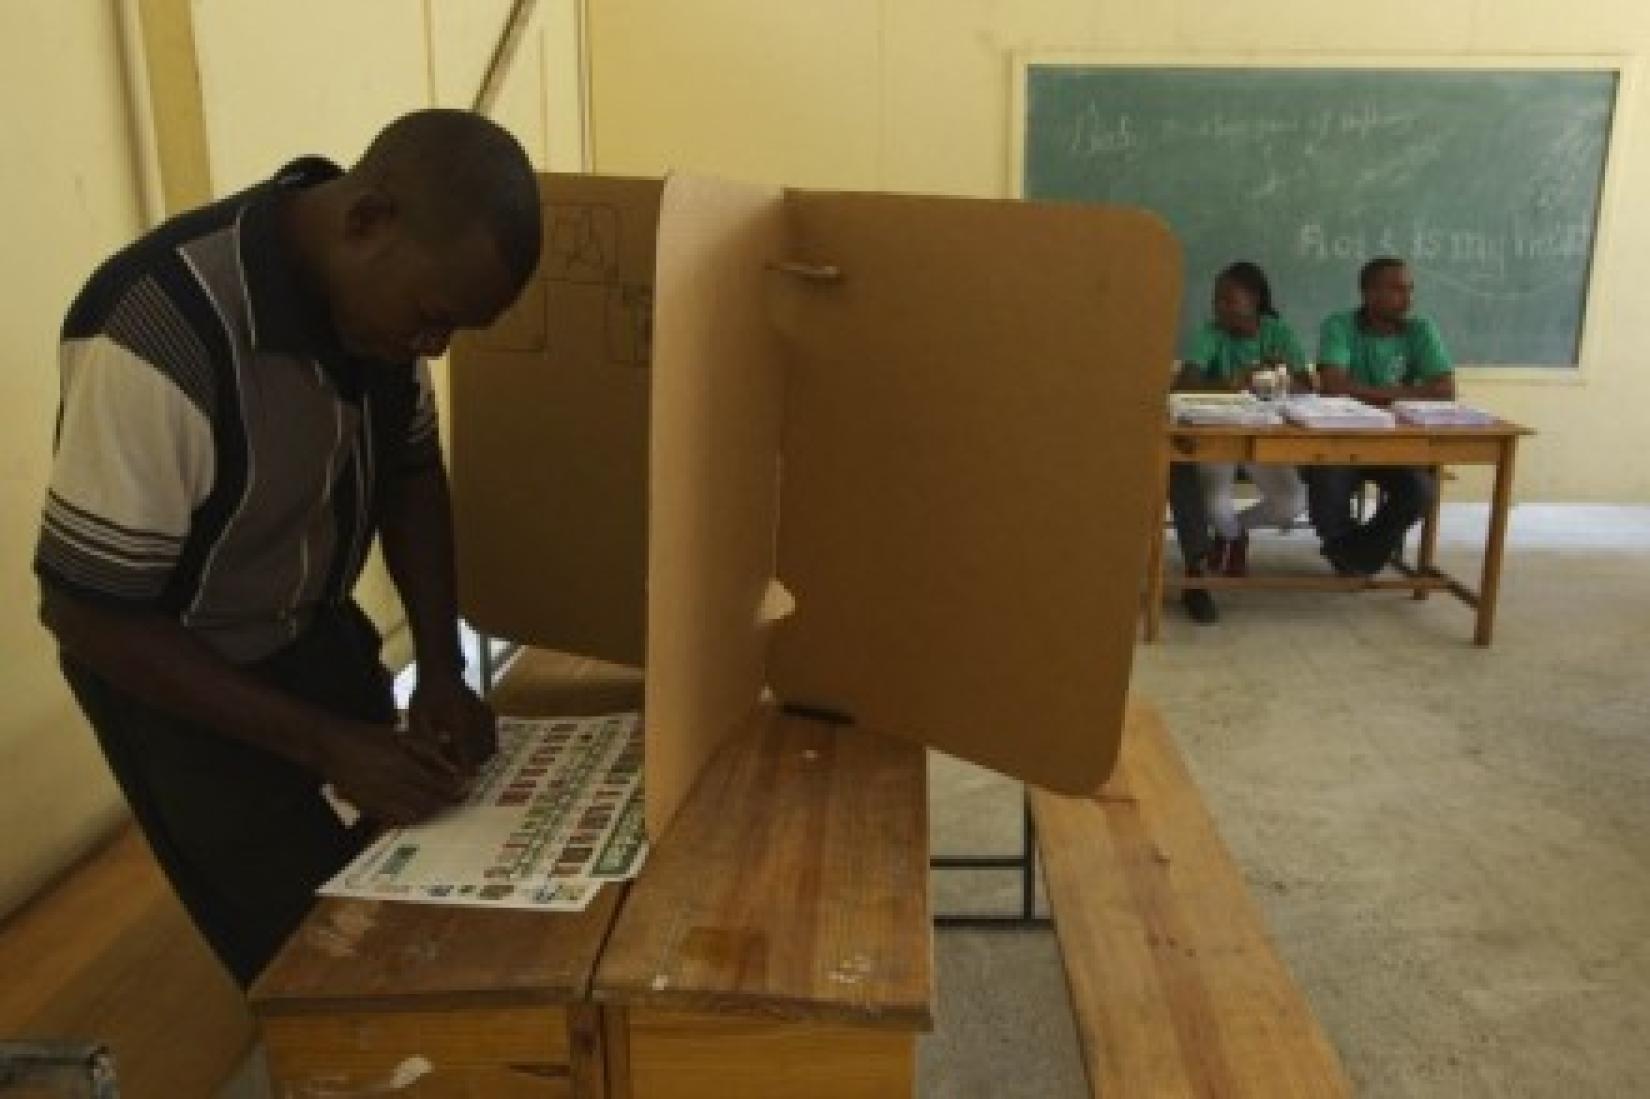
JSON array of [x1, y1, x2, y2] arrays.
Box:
[[1308, 257, 1456, 575]]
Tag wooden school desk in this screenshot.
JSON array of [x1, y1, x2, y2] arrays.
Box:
[[1142, 418, 1535, 646], [250, 651, 932, 1099]]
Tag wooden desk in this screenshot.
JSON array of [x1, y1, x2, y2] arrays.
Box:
[[1143, 419, 1534, 645], [593, 711, 933, 1099], [250, 658, 933, 1098], [250, 651, 644, 1099]]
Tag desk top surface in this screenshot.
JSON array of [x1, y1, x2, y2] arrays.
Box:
[[251, 651, 644, 1015], [1167, 417, 1533, 438], [251, 654, 934, 1028], [594, 709, 934, 1030]]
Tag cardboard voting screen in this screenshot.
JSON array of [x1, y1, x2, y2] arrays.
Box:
[[453, 172, 1180, 840], [450, 175, 660, 668]]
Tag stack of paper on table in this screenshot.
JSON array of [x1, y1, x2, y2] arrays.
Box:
[[1283, 395, 1396, 429], [320, 713, 647, 912], [1169, 392, 1285, 426], [1391, 400, 1498, 426]]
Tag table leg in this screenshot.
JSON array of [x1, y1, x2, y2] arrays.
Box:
[[1142, 441, 1171, 643], [1415, 465, 1443, 601], [1475, 440, 1519, 646]]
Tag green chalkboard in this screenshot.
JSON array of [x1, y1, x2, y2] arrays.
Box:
[[1022, 66, 1617, 366]]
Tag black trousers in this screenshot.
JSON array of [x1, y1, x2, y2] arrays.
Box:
[[1305, 465, 1437, 553], [59, 603, 393, 988], [1167, 462, 1212, 567]]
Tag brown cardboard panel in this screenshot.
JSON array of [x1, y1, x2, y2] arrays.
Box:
[[643, 174, 789, 839], [768, 191, 1180, 794], [449, 174, 662, 666]]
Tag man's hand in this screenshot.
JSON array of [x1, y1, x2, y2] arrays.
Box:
[[408, 673, 498, 775], [316, 722, 467, 825]]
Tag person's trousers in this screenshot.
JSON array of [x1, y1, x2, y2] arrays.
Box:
[[1305, 465, 1437, 554], [58, 602, 394, 988], [1168, 462, 1212, 568], [1196, 462, 1307, 539]]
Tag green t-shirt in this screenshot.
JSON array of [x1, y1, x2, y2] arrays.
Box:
[[1316, 310, 1454, 387], [1183, 315, 1307, 383]]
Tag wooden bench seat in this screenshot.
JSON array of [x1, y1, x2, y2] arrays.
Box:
[[1031, 702, 1351, 1097], [593, 709, 934, 1099]]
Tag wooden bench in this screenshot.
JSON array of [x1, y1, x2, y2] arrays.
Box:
[[1031, 702, 1352, 1097], [593, 710, 933, 1098], [0, 823, 255, 1098]]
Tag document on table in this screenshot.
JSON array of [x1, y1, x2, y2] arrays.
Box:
[[319, 712, 647, 912]]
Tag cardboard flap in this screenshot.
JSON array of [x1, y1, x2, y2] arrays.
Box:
[[644, 174, 790, 838], [768, 191, 1180, 794], [449, 175, 662, 666]]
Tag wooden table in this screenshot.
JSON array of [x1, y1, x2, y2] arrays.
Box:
[[250, 651, 644, 1098], [250, 655, 934, 1098], [1142, 419, 1533, 646]]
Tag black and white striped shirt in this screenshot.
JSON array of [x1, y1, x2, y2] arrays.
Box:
[[36, 157, 440, 663]]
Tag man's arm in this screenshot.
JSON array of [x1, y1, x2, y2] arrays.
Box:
[[1317, 366, 1456, 406], [40, 585, 463, 824], [377, 459, 499, 771]]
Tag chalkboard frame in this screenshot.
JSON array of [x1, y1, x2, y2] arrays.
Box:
[[1010, 53, 1635, 380]]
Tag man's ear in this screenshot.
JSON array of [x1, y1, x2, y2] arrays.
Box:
[[342, 187, 398, 245]]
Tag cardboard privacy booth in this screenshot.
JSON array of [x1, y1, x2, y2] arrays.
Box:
[[451, 173, 1179, 839]]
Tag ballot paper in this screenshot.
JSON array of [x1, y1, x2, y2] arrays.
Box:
[[320, 713, 647, 912], [1282, 395, 1396, 430], [1168, 392, 1285, 426], [1391, 400, 1498, 427]]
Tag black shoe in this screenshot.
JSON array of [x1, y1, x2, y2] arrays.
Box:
[[1181, 587, 1220, 624]]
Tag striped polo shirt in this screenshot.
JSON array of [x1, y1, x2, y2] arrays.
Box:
[[36, 157, 440, 664]]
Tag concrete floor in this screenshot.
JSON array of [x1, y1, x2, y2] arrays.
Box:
[[920, 505, 1650, 1098]]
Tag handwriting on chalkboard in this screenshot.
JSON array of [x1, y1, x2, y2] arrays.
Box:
[[1068, 102, 1421, 159], [1025, 66, 1617, 365]]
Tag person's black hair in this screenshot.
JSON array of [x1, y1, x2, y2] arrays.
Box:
[[354, 109, 542, 289], [1217, 261, 1278, 318], [1359, 256, 1407, 293]]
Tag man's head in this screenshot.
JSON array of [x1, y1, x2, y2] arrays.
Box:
[[1359, 257, 1413, 327], [309, 109, 542, 363]]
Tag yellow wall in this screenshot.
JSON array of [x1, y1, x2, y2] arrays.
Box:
[[589, 0, 1650, 503], [2, 0, 586, 919], [0, 1, 147, 916]]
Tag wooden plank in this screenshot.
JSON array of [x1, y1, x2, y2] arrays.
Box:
[[1425, 436, 1506, 464], [1169, 434, 1252, 462], [1032, 702, 1352, 1098], [594, 710, 933, 1029], [0, 825, 254, 1099], [257, 1003, 567, 1075], [1253, 434, 1438, 466], [250, 890, 625, 1014], [603, 1008, 633, 1099], [568, 1005, 609, 1099], [619, 1010, 915, 1099]]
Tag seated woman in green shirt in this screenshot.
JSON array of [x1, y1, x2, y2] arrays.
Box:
[[1172, 262, 1310, 585]]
